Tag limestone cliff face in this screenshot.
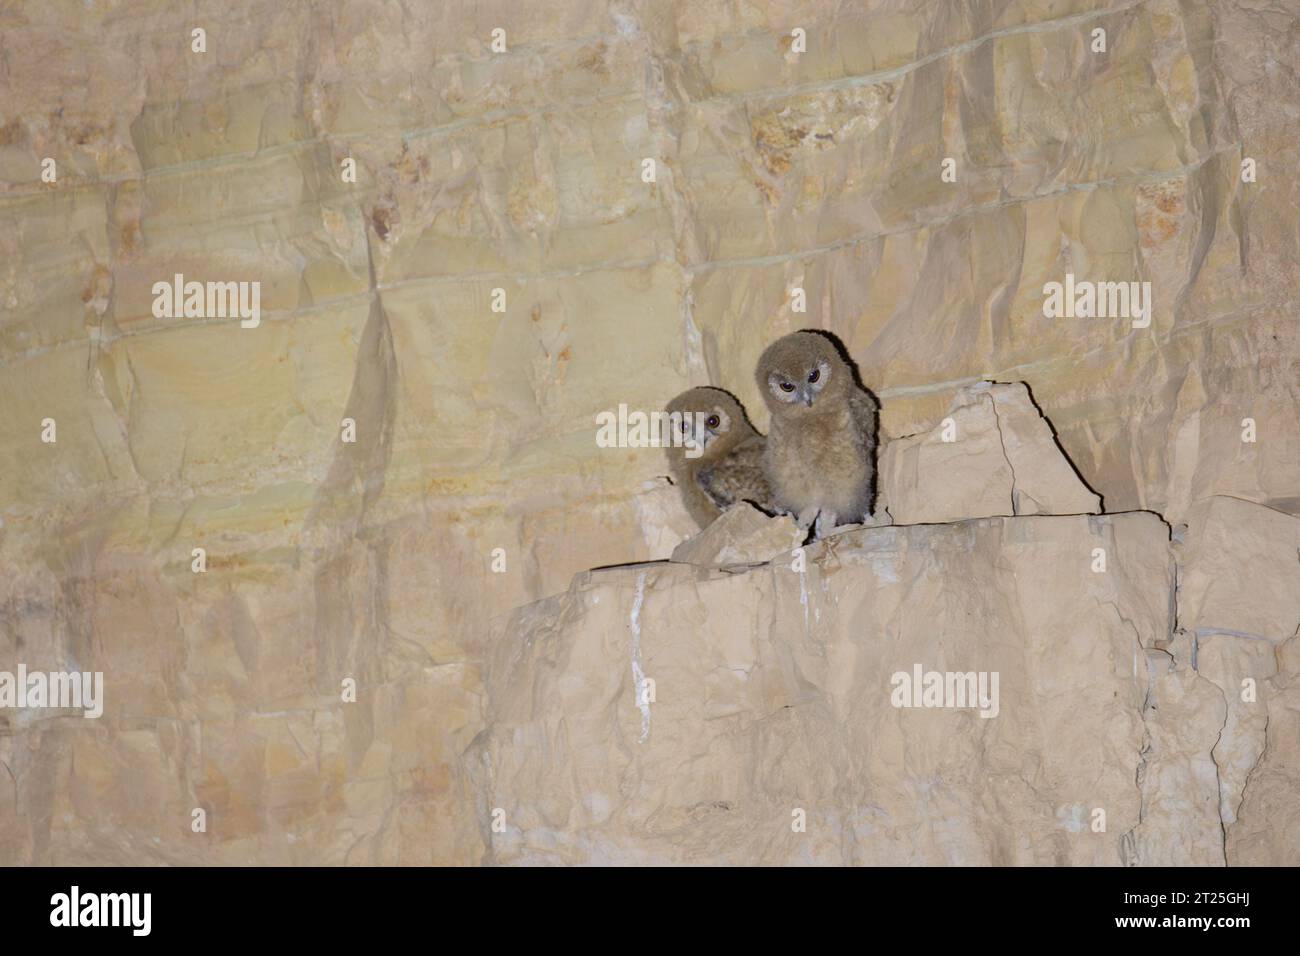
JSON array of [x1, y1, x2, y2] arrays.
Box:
[[471, 396, 1298, 865], [477, 513, 1199, 865], [0, 1, 1296, 865]]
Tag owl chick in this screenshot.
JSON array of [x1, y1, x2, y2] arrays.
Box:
[[664, 387, 776, 529], [755, 331, 878, 537]]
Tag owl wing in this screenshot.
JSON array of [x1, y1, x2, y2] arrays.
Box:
[[697, 436, 775, 514], [848, 387, 879, 452], [847, 387, 881, 520]]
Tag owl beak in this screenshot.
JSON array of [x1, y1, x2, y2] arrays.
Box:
[[802, 393, 814, 408], [694, 419, 712, 452]]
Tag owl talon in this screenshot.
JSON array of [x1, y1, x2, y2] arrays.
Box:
[[795, 508, 820, 531], [814, 510, 838, 540]]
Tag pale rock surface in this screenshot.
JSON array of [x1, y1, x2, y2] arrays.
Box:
[[1169, 498, 1300, 861], [670, 503, 802, 567], [476, 512, 1227, 865], [1176, 496, 1300, 643], [879, 382, 1102, 523], [1128, 639, 1228, 867], [1193, 634, 1274, 828], [1225, 637, 1300, 866]]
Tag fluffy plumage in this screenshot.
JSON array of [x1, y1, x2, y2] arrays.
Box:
[[754, 331, 878, 534], [664, 387, 775, 528]]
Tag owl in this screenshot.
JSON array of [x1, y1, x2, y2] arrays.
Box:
[[663, 387, 776, 529], [755, 331, 878, 537]]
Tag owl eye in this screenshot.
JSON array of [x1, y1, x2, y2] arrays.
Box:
[[779, 382, 796, 392], [808, 368, 820, 383], [680, 420, 691, 433], [706, 414, 720, 429]]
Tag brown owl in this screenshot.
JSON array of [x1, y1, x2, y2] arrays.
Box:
[[664, 387, 776, 529], [755, 331, 878, 537]]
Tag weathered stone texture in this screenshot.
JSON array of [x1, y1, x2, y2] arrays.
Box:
[[0, 0, 1295, 864]]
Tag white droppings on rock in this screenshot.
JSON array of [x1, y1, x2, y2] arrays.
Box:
[[629, 571, 650, 743]]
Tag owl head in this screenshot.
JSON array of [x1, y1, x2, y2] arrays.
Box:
[[756, 330, 849, 414], [663, 387, 754, 463]]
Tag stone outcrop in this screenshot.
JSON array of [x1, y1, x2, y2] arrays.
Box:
[[1176, 496, 1300, 644], [474, 492, 1297, 864], [1223, 638, 1300, 865], [1169, 496, 1300, 857], [669, 503, 804, 567], [475, 511, 1231, 865], [880, 382, 1102, 523]]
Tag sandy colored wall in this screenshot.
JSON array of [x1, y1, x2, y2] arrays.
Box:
[[0, 1, 1295, 864]]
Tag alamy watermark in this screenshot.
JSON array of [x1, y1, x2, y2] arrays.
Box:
[[0, 665, 103, 718], [890, 664, 999, 718], [50, 886, 150, 936], [151, 272, 261, 328], [1042, 273, 1151, 329], [595, 403, 715, 459]]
